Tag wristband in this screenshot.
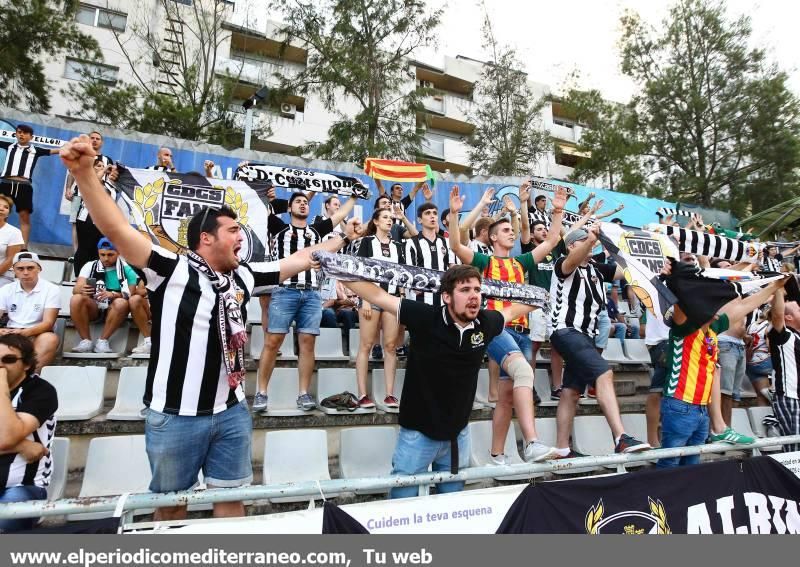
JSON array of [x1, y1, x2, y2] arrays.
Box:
[[340, 234, 351, 247]]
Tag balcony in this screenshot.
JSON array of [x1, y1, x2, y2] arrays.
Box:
[[549, 122, 577, 143], [420, 134, 471, 173], [418, 93, 475, 136], [421, 135, 444, 159]]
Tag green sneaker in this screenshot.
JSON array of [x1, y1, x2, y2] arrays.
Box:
[[709, 427, 754, 445]]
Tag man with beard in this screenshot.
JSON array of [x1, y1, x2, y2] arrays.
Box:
[[343, 264, 531, 498]]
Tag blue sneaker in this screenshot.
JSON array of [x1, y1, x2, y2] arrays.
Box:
[[252, 392, 268, 412], [297, 393, 316, 411]]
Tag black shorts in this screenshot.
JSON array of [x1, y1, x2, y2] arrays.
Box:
[[550, 328, 610, 391], [0, 180, 33, 213]]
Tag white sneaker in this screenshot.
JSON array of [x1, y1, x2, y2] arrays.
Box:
[[93, 339, 113, 354], [131, 337, 151, 354], [72, 339, 94, 353], [490, 453, 507, 466], [524, 441, 560, 463]]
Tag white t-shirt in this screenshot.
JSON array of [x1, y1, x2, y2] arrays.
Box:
[[0, 279, 61, 328], [645, 314, 670, 346], [0, 223, 24, 285]]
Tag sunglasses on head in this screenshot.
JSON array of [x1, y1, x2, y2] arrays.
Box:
[[0, 355, 23, 364]]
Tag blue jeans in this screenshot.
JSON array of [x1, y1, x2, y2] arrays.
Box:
[[612, 322, 627, 341], [321, 308, 358, 332], [145, 400, 253, 492], [595, 311, 610, 349], [0, 485, 47, 532], [390, 427, 470, 499], [656, 397, 709, 468], [486, 328, 532, 378], [267, 287, 322, 335]]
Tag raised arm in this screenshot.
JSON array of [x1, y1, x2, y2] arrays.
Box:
[[771, 288, 787, 333], [276, 220, 362, 282], [595, 203, 624, 220], [519, 183, 532, 245], [341, 281, 400, 315], [458, 187, 495, 241], [447, 186, 474, 265], [59, 136, 152, 268], [328, 195, 356, 227], [561, 223, 600, 275], [531, 186, 567, 263], [720, 277, 786, 324], [376, 179, 386, 196], [500, 303, 537, 325]]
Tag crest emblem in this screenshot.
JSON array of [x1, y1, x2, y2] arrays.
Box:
[[585, 498, 671, 535], [470, 331, 485, 347]]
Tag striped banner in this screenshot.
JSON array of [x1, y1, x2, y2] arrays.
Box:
[[657, 225, 764, 263], [656, 207, 698, 219], [364, 158, 434, 184]]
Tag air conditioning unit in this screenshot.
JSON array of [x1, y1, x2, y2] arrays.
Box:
[[417, 79, 434, 89], [280, 103, 297, 117]]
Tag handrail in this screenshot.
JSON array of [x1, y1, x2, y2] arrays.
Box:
[[1, 436, 798, 520]]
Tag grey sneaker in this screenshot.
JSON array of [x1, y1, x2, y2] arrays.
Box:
[[252, 392, 268, 412], [524, 441, 560, 462], [490, 453, 507, 466], [72, 338, 94, 353], [93, 339, 113, 354], [297, 393, 316, 411]]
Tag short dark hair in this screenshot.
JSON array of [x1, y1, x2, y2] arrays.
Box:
[[440, 264, 482, 296], [488, 218, 511, 238], [16, 124, 33, 135], [610, 217, 623, 225], [417, 202, 438, 218], [186, 206, 237, 251], [534, 195, 546, 202], [0, 334, 38, 376], [89, 130, 102, 138], [530, 220, 546, 231], [288, 192, 308, 207], [324, 195, 340, 207], [440, 208, 450, 225], [375, 195, 391, 208]]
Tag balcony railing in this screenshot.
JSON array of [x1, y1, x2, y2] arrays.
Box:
[[421, 135, 445, 159]]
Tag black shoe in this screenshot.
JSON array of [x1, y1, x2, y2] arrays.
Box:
[[395, 345, 408, 357], [554, 450, 587, 460], [371, 345, 383, 360], [550, 387, 562, 401], [533, 390, 541, 405], [615, 434, 651, 454]]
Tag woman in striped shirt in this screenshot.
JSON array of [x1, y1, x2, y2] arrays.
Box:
[[354, 208, 404, 409]]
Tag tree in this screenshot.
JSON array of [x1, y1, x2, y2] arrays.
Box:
[[270, 0, 442, 164], [559, 87, 647, 194], [0, 0, 101, 112], [68, 0, 248, 146], [619, 0, 800, 216], [465, 11, 550, 176]]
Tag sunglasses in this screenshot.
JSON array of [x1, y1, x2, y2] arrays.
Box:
[[704, 336, 716, 357], [0, 355, 23, 364]]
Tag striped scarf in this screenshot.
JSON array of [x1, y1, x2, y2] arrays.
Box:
[[658, 225, 763, 263]]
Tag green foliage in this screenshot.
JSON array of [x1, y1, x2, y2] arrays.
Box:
[[0, 0, 101, 112], [619, 0, 800, 216], [466, 15, 550, 176], [271, 0, 442, 164]]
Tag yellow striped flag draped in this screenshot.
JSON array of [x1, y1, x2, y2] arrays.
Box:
[[364, 158, 435, 185]]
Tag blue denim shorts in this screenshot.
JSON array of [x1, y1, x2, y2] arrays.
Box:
[[595, 310, 611, 349], [390, 427, 470, 499], [0, 485, 47, 532], [145, 400, 253, 492], [648, 340, 669, 393], [718, 341, 746, 399], [550, 328, 610, 391], [746, 358, 773, 383], [267, 287, 322, 335], [487, 327, 533, 378]]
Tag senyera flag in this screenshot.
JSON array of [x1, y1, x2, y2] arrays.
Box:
[[364, 158, 436, 185]]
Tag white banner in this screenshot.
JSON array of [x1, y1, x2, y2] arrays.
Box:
[[0, 129, 66, 147]]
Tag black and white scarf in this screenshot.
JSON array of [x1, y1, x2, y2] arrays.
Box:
[[656, 224, 764, 263], [656, 208, 698, 220], [186, 251, 248, 389], [88, 258, 131, 299]]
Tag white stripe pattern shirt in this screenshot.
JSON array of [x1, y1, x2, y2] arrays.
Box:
[[357, 235, 404, 295], [405, 233, 456, 306], [550, 258, 616, 337], [269, 217, 333, 287], [0, 142, 51, 179], [768, 326, 800, 399], [142, 245, 280, 415]]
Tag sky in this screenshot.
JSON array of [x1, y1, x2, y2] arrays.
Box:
[[422, 0, 800, 102]]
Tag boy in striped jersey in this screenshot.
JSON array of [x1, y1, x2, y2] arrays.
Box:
[[769, 286, 800, 451], [658, 276, 786, 468], [450, 184, 565, 463]]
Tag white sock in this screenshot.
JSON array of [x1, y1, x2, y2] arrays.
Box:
[[615, 435, 622, 445], [555, 447, 570, 457]]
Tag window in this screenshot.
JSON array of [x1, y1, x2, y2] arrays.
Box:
[[75, 4, 127, 31], [64, 58, 119, 84]]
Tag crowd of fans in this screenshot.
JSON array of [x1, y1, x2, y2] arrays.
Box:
[[0, 124, 799, 530]]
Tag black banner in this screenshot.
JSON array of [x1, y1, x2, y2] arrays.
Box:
[[497, 457, 800, 534]]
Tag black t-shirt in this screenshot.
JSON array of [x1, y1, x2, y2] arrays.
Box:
[[398, 299, 504, 441]]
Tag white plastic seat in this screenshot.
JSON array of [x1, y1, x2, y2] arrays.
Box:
[[314, 327, 348, 361], [61, 322, 130, 359], [620, 414, 656, 464], [372, 369, 404, 413], [338, 426, 397, 494], [69, 435, 152, 520], [107, 367, 147, 421], [574, 415, 645, 470], [348, 329, 360, 359], [527, 417, 601, 475], [623, 339, 650, 364], [533, 369, 558, 407], [747, 406, 782, 452], [602, 338, 627, 363], [263, 429, 336, 503], [47, 437, 70, 501], [474, 369, 495, 409], [315, 368, 374, 414], [249, 325, 297, 361], [58, 284, 74, 317], [40, 259, 65, 284], [246, 296, 262, 325], [261, 368, 305, 417], [41, 366, 106, 420], [730, 408, 761, 455], [469, 421, 541, 481]]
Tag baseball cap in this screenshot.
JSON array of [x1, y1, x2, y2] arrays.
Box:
[[97, 237, 116, 251], [12, 251, 41, 267], [564, 229, 589, 247]]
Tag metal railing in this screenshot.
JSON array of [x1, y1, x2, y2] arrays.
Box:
[[1, 436, 798, 521]]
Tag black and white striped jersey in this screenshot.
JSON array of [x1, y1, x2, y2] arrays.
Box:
[[357, 235, 405, 295], [0, 142, 52, 179], [268, 216, 334, 287], [550, 258, 616, 336], [141, 245, 280, 415], [469, 239, 492, 256], [146, 165, 176, 172], [763, 255, 783, 273], [528, 208, 551, 230], [0, 375, 57, 489], [405, 233, 456, 306], [769, 326, 800, 399]]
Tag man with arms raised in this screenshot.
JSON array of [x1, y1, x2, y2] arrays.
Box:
[[59, 135, 361, 521]]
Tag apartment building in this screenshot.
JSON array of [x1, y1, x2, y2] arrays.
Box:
[[45, 0, 588, 179]]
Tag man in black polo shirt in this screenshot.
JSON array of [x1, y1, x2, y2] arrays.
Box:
[[344, 264, 536, 499]]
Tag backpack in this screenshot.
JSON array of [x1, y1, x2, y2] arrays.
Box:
[[320, 392, 360, 412]]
